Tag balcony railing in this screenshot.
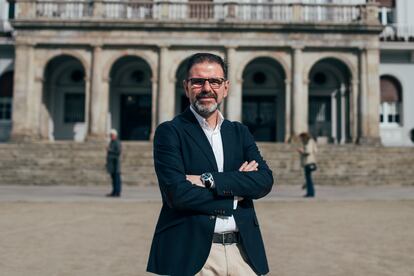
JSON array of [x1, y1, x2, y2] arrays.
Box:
[[380, 24, 414, 42], [11, 0, 379, 25], [0, 20, 13, 33]]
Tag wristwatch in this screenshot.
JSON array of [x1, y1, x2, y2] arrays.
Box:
[[200, 173, 214, 189]]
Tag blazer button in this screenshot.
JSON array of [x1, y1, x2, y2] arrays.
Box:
[[209, 215, 215, 220]]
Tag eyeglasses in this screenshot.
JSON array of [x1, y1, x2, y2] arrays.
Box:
[[187, 78, 226, 89]]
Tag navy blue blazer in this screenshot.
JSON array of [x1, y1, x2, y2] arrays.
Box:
[[147, 108, 274, 276]]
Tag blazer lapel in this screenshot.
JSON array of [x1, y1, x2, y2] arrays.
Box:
[[220, 120, 235, 172], [181, 108, 218, 172]]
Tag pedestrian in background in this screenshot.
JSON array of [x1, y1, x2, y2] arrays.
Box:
[[297, 132, 317, 198], [106, 129, 122, 197]]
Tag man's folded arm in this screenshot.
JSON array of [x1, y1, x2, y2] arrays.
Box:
[[211, 125, 274, 199], [154, 123, 234, 216]]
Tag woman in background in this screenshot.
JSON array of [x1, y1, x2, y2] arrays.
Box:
[[297, 132, 318, 198]]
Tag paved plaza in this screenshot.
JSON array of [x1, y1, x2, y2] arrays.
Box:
[[0, 185, 413, 276]]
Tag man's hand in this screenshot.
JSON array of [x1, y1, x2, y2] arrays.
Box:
[[239, 160, 258, 172], [186, 160, 258, 192], [186, 175, 203, 187], [237, 160, 258, 201]]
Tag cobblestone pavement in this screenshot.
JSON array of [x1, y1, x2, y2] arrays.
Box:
[[0, 185, 413, 276], [1, 184, 414, 202]]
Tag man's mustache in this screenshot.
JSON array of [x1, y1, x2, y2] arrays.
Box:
[[196, 91, 217, 100]]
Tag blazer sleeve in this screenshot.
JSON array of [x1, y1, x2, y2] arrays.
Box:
[[153, 122, 234, 216], [211, 124, 274, 199]]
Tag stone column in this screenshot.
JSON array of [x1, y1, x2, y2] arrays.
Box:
[[31, 74, 43, 139], [92, 0, 104, 17], [150, 77, 158, 140], [331, 91, 337, 143], [359, 48, 381, 145], [284, 78, 292, 142], [292, 46, 308, 137], [340, 84, 346, 144], [350, 79, 359, 143], [157, 45, 175, 124], [87, 45, 107, 141], [11, 43, 38, 141], [225, 46, 242, 122]]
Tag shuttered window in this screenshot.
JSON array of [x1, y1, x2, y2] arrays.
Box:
[[376, 0, 395, 8], [380, 76, 402, 125]]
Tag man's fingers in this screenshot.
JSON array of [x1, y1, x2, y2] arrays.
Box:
[[239, 161, 248, 171], [239, 160, 258, 172], [245, 160, 258, 171]]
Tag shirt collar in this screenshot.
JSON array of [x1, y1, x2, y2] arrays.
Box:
[[190, 105, 224, 131]]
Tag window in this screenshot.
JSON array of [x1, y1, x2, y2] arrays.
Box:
[[378, 6, 395, 25], [0, 98, 12, 121], [64, 93, 85, 123], [0, 71, 13, 121], [380, 76, 402, 125]]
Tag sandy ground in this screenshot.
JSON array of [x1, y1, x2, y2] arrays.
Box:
[[0, 196, 413, 276]]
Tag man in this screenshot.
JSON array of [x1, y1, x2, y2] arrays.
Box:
[[147, 53, 274, 275], [106, 129, 122, 197]]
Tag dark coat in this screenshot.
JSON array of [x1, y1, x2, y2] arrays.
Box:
[[106, 139, 121, 174], [147, 108, 274, 276]]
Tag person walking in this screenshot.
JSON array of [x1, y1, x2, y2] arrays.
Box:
[[297, 132, 317, 198], [147, 53, 274, 276], [106, 129, 122, 197]]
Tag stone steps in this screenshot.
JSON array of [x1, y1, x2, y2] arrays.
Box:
[[0, 142, 413, 186]]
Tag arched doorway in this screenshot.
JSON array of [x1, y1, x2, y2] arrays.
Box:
[[44, 56, 86, 141], [175, 58, 190, 115], [379, 75, 402, 126], [0, 71, 14, 141], [242, 57, 285, 142], [308, 58, 351, 143], [109, 56, 152, 140]]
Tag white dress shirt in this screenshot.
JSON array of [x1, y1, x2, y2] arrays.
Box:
[[190, 106, 238, 233]]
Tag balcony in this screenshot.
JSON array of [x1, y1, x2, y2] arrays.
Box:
[[10, 0, 379, 26], [380, 24, 414, 42]]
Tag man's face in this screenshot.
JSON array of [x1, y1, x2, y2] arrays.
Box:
[[183, 61, 229, 117]]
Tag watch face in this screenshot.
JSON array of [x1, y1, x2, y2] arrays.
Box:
[[201, 173, 212, 188]]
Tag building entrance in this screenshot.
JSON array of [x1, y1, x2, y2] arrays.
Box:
[[120, 94, 151, 140], [109, 56, 152, 141], [242, 57, 285, 142], [309, 96, 332, 138], [242, 96, 276, 141]]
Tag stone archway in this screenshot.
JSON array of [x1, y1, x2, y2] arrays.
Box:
[[109, 56, 153, 141], [242, 57, 286, 142], [308, 58, 352, 143], [174, 58, 190, 115], [44, 55, 86, 141]]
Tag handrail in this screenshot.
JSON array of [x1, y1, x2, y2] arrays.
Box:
[[9, 0, 375, 24]]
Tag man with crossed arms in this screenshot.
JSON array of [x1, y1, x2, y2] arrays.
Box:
[[147, 53, 274, 276]]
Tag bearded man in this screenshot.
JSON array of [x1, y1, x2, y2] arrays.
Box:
[[147, 53, 274, 276]]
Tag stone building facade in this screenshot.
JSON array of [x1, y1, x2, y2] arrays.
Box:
[[6, 0, 383, 144], [378, 0, 414, 146]]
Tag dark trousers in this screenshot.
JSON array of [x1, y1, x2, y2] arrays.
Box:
[[111, 173, 122, 196], [304, 165, 315, 197]]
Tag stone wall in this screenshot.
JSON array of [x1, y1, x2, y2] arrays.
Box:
[[0, 142, 413, 186]]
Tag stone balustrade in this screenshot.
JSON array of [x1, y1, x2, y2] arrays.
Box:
[[380, 23, 414, 42], [9, 0, 378, 25]]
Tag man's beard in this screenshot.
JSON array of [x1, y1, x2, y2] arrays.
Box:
[[192, 91, 219, 118]]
